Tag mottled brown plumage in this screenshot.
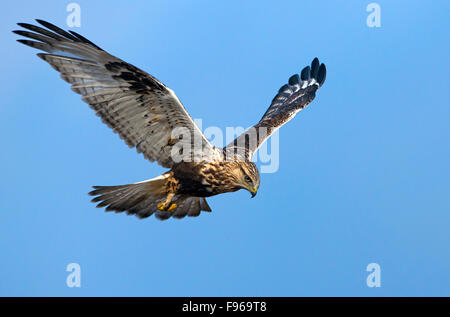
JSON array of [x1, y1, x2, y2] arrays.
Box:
[[15, 20, 325, 220], [172, 161, 260, 197]]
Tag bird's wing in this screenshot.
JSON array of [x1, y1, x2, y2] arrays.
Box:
[[14, 20, 222, 168], [224, 58, 326, 160]]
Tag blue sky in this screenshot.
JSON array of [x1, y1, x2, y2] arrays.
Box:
[[1, 0, 449, 296]]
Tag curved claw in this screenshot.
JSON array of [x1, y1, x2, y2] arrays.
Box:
[[167, 203, 177, 212], [157, 202, 166, 211], [157, 202, 177, 212]]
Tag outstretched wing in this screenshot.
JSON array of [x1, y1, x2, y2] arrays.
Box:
[[14, 20, 222, 168], [225, 58, 326, 160]]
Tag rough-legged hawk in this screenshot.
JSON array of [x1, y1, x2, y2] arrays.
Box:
[[14, 20, 326, 220]]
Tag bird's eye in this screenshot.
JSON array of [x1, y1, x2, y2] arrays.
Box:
[[244, 175, 252, 183]]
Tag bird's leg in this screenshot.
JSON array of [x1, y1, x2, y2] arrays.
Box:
[[157, 174, 179, 212], [157, 192, 177, 212]]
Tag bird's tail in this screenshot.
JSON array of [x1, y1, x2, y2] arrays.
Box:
[[88, 174, 211, 220]]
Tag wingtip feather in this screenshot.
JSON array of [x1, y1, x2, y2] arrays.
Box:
[[318, 63, 326, 87], [288, 74, 300, 85], [300, 66, 311, 80]]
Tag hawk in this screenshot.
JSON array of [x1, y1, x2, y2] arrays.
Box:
[[14, 20, 326, 220]]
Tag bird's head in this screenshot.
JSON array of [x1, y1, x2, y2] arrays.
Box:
[[231, 162, 260, 198]]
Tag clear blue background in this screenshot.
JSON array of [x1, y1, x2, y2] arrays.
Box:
[[1, 0, 449, 296]]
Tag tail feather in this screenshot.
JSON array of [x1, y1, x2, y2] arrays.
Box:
[[155, 195, 211, 220], [88, 174, 212, 220]]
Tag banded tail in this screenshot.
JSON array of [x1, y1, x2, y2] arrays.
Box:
[[88, 174, 211, 220]]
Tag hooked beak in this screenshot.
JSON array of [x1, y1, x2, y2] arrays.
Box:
[[249, 187, 258, 198]]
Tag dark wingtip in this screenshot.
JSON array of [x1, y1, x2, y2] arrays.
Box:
[[35, 19, 79, 41], [35, 19, 49, 25], [16, 23, 28, 30], [35, 19, 48, 27], [278, 84, 291, 93], [90, 196, 102, 203], [318, 63, 326, 87], [288, 74, 300, 85], [311, 57, 320, 79], [16, 39, 36, 47], [300, 66, 311, 81], [88, 186, 102, 196], [312, 57, 319, 67], [12, 30, 34, 38]]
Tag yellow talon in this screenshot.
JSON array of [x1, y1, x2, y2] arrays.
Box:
[[157, 202, 166, 211], [167, 203, 177, 212], [157, 202, 177, 212]]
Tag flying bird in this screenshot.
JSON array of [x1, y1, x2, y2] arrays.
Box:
[[14, 20, 326, 220]]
